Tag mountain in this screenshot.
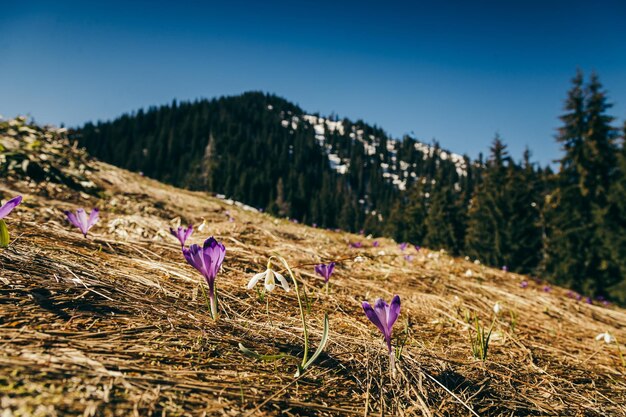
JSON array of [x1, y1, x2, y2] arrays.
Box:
[[2, 117, 625, 416], [74, 92, 471, 237]]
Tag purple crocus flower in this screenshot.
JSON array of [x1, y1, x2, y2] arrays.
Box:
[[414, 245, 421, 252], [373, 240, 380, 247], [170, 224, 193, 247], [315, 262, 335, 284], [502, 265, 508, 272], [404, 255, 414, 262], [349, 241, 363, 249], [543, 285, 552, 293], [520, 280, 528, 288], [0, 196, 22, 220], [362, 295, 401, 353], [182, 236, 226, 319], [399, 242, 408, 251], [65, 208, 99, 237]]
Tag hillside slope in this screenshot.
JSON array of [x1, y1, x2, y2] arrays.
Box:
[[1, 118, 626, 416]]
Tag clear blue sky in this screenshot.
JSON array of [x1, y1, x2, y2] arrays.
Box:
[[2, 0, 626, 166]]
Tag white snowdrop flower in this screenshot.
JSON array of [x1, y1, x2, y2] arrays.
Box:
[[247, 265, 290, 293], [465, 269, 473, 277], [595, 331, 615, 344], [493, 302, 502, 315]]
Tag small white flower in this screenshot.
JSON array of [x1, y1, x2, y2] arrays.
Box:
[[595, 331, 615, 344], [464, 269, 473, 277], [198, 218, 208, 232], [493, 302, 502, 315], [247, 267, 290, 292], [354, 256, 365, 263], [377, 250, 386, 256], [473, 259, 481, 265]]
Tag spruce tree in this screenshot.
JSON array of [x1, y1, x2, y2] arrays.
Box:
[[464, 136, 510, 266], [598, 122, 626, 302], [542, 71, 619, 297]]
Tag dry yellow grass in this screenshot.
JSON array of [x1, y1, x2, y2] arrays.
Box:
[[1, 125, 626, 416]]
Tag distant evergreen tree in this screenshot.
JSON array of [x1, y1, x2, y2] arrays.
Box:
[[598, 122, 626, 302], [542, 72, 619, 297], [464, 136, 510, 266], [505, 149, 544, 273], [423, 182, 463, 254]]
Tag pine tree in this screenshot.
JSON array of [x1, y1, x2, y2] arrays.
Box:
[[598, 122, 626, 302], [505, 149, 543, 273], [423, 182, 462, 254], [464, 136, 510, 266], [542, 72, 619, 297]]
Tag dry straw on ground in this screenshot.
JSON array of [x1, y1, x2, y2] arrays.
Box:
[[1, 120, 625, 416]]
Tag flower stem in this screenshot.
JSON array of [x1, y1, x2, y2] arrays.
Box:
[[274, 256, 309, 366], [199, 280, 213, 319], [325, 282, 329, 296], [210, 293, 218, 320]]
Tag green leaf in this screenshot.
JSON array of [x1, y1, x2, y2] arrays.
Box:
[[301, 313, 330, 370], [238, 343, 290, 362], [0, 220, 9, 248]]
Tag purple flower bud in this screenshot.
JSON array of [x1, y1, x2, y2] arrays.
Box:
[[399, 242, 408, 251], [543, 285, 551, 293], [585, 297, 592, 304], [349, 241, 363, 249], [373, 240, 380, 247], [414, 245, 421, 252], [362, 295, 401, 353], [502, 265, 508, 272], [65, 208, 99, 237], [520, 280, 528, 288], [170, 224, 193, 247], [0, 196, 22, 220], [314, 262, 335, 283], [404, 255, 414, 262]]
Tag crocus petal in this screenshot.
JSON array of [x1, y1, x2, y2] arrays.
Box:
[[65, 210, 79, 228], [0, 196, 22, 219], [327, 262, 335, 277], [314, 265, 324, 277], [387, 295, 401, 332], [76, 209, 89, 234], [203, 237, 226, 278], [362, 301, 387, 339], [184, 225, 193, 242], [88, 208, 99, 229], [274, 271, 290, 292], [373, 298, 391, 339], [264, 269, 276, 292], [248, 271, 266, 289]]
